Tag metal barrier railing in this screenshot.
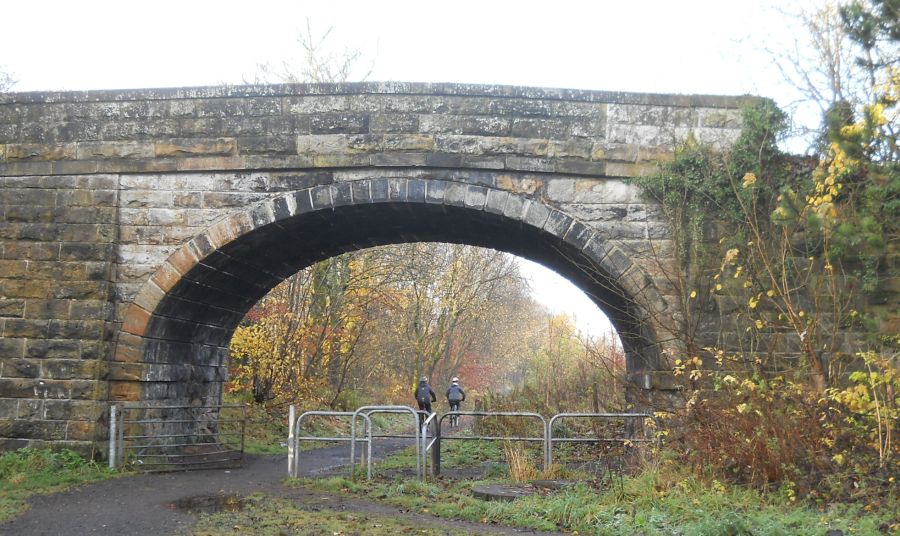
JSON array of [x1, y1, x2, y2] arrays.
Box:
[[547, 412, 654, 467], [289, 409, 372, 479], [108, 403, 246, 471], [435, 411, 549, 475], [289, 405, 432, 481], [352, 405, 422, 480], [285, 407, 657, 482]]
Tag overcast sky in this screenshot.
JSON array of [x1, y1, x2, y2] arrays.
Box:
[[1, 0, 825, 336]]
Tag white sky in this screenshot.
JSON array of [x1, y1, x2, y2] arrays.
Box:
[[1, 0, 825, 335]]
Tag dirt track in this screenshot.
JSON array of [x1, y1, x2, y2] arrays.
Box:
[[1, 443, 562, 536]]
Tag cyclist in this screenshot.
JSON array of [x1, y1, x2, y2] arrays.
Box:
[[445, 377, 466, 428], [414, 376, 436, 425]]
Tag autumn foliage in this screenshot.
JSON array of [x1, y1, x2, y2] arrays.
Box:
[[227, 243, 624, 413]]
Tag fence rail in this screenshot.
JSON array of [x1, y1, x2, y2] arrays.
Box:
[[289, 406, 656, 481], [547, 412, 654, 467]]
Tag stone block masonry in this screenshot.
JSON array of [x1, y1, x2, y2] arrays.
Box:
[[0, 82, 754, 454], [0, 174, 116, 452]]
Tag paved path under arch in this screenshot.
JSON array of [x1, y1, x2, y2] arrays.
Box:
[[2, 442, 561, 536]]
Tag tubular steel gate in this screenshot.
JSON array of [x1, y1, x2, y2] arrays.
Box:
[[108, 403, 246, 471]]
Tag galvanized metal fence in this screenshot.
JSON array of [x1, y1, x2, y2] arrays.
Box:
[[351, 405, 424, 479], [547, 412, 654, 467], [106, 403, 653, 478], [288, 408, 373, 479], [434, 411, 549, 475], [289, 406, 657, 481], [108, 403, 245, 471]]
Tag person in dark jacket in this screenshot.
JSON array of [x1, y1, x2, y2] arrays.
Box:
[[445, 377, 466, 428], [414, 376, 437, 425]]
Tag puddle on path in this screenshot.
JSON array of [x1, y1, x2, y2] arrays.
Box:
[[170, 493, 247, 514]]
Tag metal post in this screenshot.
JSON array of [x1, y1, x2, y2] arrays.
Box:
[[366, 417, 373, 480], [544, 418, 553, 474], [350, 414, 358, 480], [287, 405, 296, 477], [117, 406, 124, 465], [432, 417, 441, 476], [420, 414, 432, 479], [108, 404, 117, 469]]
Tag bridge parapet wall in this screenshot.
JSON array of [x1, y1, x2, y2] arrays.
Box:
[[0, 83, 750, 178]]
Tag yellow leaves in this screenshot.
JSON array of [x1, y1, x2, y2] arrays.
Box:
[[674, 356, 702, 378], [839, 122, 864, 140], [766, 289, 776, 297], [831, 453, 845, 466], [723, 248, 739, 265], [736, 403, 750, 414], [868, 102, 887, 127], [741, 172, 757, 188], [689, 290, 697, 299], [754, 319, 764, 329], [830, 383, 874, 413], [715, 283, 723, 292], [714, 349, 726, 366], [748, 296, 759, 309]]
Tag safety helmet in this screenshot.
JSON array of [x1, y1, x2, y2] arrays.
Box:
[[451, 377, 459, 384]]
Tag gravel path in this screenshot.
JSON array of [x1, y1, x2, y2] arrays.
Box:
[[1, 441, 562, 536]]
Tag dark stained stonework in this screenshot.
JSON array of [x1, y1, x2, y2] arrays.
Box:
[[0, 82, 756, 454]]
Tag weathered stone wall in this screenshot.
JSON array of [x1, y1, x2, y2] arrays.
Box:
[[0, 175, 116, 451], [0, 83, 753, 453]]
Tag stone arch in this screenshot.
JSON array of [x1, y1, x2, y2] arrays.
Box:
[[112, 177, 669, 407]]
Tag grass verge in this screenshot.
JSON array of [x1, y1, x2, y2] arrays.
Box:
[[188, 492, 490, 536], [295, 445, 899, 535], [0, 447, 118, 523]]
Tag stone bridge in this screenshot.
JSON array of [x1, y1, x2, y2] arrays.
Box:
[[0, 83, 752, 453]]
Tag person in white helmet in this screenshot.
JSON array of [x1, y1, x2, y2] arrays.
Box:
[[445, 377, 466, 428]]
